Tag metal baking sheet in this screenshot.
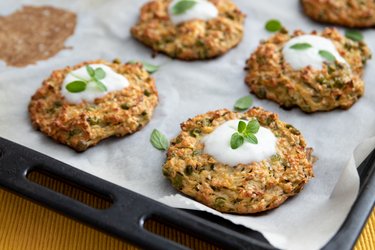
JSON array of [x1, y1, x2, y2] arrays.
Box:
[[0, 137, 373, 249]]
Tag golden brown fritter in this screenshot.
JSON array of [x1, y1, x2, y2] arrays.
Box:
[[245, 28, 371, 113], [163, 107, 314, 214], [301, 0, 375, 28], [131, 0, 245, 60], [29, 60, 158, 151]]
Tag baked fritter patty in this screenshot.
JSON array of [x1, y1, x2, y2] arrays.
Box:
[[29, 60, 158, 151], [245, 28, 371, 113], [163, 107, 314, 214], [131, 0, 245, 60], [301, 0, 375, 28]]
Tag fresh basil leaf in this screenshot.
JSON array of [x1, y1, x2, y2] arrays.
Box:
[[230, 133, 244, 149], [238, 121, 246, 133], [319, 50, 336, 63], [150, 129, 169, 150], [94, 68, 106, 80], [265, 19, 282, 32], [290, 43, 312, 50], [245, 119, 260, 134], [143, 62, 160, 74], [94, 79, 108, 92], [234, 96, 253, 111], [172, 0, 197, 15], [86, 65, 95, 77], [345, 30, 363, 42], [65, 81, 86, 93], [244, 134, 258, 144]]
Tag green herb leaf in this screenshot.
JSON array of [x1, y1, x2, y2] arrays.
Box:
[[230, 119, 260, 149], [86, 65, 95, 77], [244, 134, 258, 144], [65, 81, 87, 93], [234, 96, 253, 111], [142, 62, 160, 74], [345, 30, 363, 42], [94, 79, 108, 92], [230, 133, 244, 149], [290, 43, 312, 50], [66, 65, 108, 93], [150, 129, 169, 150], [128, 60, 160, 74], [94, 68, 106, 80], [319, 50, 336, 63], [172, 0, 197, 15], [238, 121, 246, 133], [265, 19, 282, 32], [245, 119, 260, 134]]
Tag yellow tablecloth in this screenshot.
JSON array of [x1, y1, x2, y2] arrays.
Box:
[[0, 185, 373, 249]]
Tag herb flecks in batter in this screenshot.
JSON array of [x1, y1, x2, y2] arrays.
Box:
[[234, 96, 253, 111], [345, 30, 364, 42], [172, 0, 197, 15], [230, 119, 260, 149], [151, 129, 169, 150], [290, 43, 312, 50], [319, 50, 336, 62], [129, 61, 159, 74], [66, 65, 107, 93], [265, 19, 282, 32]]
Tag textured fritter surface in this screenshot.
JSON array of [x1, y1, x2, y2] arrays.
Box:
[[245, 28, 371, 113], [131, 0, 245, 60], [163, 107, 314, 214], [29, 60, 158, 151], [301, 0, 375, 28]]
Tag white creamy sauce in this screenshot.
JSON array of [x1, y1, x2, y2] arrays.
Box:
[[282, 35, 348, 70], [61, 64, 129, 104], [168, 0, 218, 25], [202, 120, 277, 166]]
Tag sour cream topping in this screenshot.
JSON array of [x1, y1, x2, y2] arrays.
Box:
[[202, 120, 277, 166], [282, 35, 348, 70], [168, 0, 218, 25], [61, 64, 129, 104]]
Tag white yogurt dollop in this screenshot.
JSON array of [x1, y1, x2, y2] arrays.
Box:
[[61, 64, 129, 104], [168, 0, 218, 25], [202, 120, 277, 166], [282, 35, 348, 70]]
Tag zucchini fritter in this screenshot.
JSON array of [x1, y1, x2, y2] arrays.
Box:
[[131, 0, 245, 60], [29, 60, 158, 151], [163, 107, 314, 214], [302, 0, 375, 28], [245, 28, 371, 113]]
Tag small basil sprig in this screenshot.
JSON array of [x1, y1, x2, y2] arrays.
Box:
[[234, 96, 253, 111], [345, 30, 363, 42], [172, 0, 197, 15], [66, 65, 107, 93], [129, 61, 159, 74], [290, 43, 312, 50], [230, 119, 260, 149], [265, 19, 282, 32], [150, 129, 169, 150], [319, 50, 336, 62]]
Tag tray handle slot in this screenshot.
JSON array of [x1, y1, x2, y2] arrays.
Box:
[[26, 168, 113, 209]]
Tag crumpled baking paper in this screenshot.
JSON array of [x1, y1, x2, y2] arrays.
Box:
[[0, 0, 374, 249]]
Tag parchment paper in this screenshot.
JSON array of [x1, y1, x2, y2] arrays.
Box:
[[0, 1, 374, 249]]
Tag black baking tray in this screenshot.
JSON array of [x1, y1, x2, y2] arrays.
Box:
[[0, 137, 374, 249]]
